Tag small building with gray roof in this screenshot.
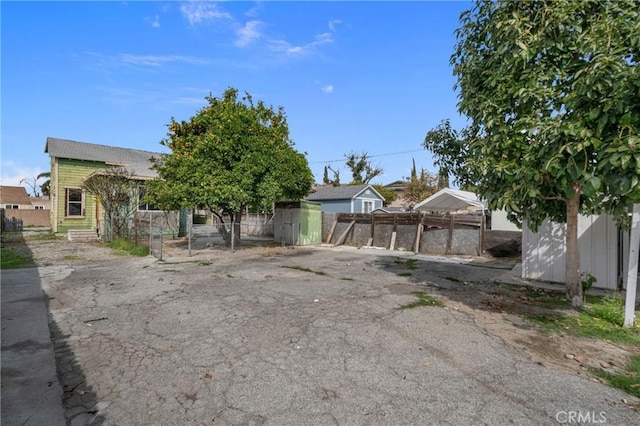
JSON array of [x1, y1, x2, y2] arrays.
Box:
[[305, 184, 384, 213]]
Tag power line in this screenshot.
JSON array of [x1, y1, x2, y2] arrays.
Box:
[[308, 148, 425, 164]]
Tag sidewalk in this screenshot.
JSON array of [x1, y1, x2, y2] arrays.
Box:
[[1, 266, 66, 426]]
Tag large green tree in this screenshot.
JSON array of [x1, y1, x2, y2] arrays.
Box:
[[147, 88, 313, 245], [425, 0, 640, 306]]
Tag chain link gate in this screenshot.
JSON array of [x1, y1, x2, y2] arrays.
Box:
[[149, 225, 163, 260]]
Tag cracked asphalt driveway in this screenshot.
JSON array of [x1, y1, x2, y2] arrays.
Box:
[[39, 246, 639, 425]]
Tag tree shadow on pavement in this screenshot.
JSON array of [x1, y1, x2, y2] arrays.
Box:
[[372, 254, 573, 319], [0, 230, 105, 425]]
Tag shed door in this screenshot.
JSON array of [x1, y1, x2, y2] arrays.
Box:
[[280, 209, 299, 245]]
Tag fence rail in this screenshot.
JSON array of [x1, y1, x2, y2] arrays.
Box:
[[193, 212, 274, 237], [332, 212, 483, 228], [324, 212, 486, 256]]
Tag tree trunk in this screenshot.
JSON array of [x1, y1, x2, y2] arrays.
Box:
[[565, 184, 582, 307], [215, 210, 242, 247], [231, 211, 242, 246]]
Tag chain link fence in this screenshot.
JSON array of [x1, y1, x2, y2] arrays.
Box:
[[185, 212, 274, 253], [99, 210, 271, 258], [99, 211, 179, 259], [149, 225, 163, 260]]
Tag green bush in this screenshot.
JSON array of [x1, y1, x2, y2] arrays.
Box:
[[586, 296, 624, 327], [105, 239, 149, 256]]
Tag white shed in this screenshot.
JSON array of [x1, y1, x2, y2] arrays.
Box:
[[490, 209, 521, 232], [414, 188, 520, 232], [414, 188, 486, 212], [522, 214, 631, 290]]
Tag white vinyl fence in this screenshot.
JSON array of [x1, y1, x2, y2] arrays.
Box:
[[522, 214, 628, 290]]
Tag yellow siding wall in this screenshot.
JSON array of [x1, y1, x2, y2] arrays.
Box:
[[50, 157, 57, 230], [53, 158, 105, 234]]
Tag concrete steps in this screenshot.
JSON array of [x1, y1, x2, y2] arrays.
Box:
[[67, 229, 99, 242]]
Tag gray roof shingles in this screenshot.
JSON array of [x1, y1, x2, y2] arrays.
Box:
[[306, 184, 371, 201], [45, 137, 164, 178]]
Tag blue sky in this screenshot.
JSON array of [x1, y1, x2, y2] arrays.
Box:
[[1, 1, 471, 193]]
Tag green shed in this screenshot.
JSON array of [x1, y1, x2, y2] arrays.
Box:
[[274, 201, 322, 245]]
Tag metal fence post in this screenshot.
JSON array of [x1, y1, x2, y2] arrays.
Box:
[[149, 213, 152, 256], [188, 210, 192, 257], [231, 215, 235, 252]]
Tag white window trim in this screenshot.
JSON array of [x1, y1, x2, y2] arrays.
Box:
[[65, 187, 84, 218], [362, 199, 374, 214], [137, 185, 160, 212]]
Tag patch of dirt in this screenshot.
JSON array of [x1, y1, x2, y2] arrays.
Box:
[[2, 231, 128, 265], [163, 233, 283, 252], [433, 283, 636, 382]]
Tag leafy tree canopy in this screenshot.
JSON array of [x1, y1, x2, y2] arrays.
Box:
[[404, 159, 438, 206], [436, 168, 449, 191], [147, 88, 313, 220], [37, 172, 51, 197], [322, 165, 341, 187], [372, 184, 396, 207], [443, 0, 640, 229], [345, 152, 383, 185], [425, 0, 639, 306]]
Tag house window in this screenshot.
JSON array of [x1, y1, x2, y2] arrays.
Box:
[[65, 188, 83, 217], [363, 200, 373, 214], [138, 185, 159, 211], [4, 204, 19, 209], [34, 205, 44, 210]]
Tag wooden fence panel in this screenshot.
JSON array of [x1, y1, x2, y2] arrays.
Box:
[[326, 212, 484, 255]]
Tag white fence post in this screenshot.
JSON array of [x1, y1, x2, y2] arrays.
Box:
[[624, 203, 640, 327]]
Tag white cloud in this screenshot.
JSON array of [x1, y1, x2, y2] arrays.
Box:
[[175, 3, 339, 62], [267, 39, 299, 55], [314, 32, 333, 45], [171, 96, 209, 106], [235, 20, 263, 47], [180, 1, 232, 26], [146, 15, 160, 28], [328, 19, 342, 32], [118, 54, 208, 67], [322, 84, 334, 94], [245, 2, 263, 18], [99, 85, 209, 109], [268, 32, 334, 56], [82, 52, 210, 71], [100, 86, 161, 105], [0, 161, 46, 189]]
